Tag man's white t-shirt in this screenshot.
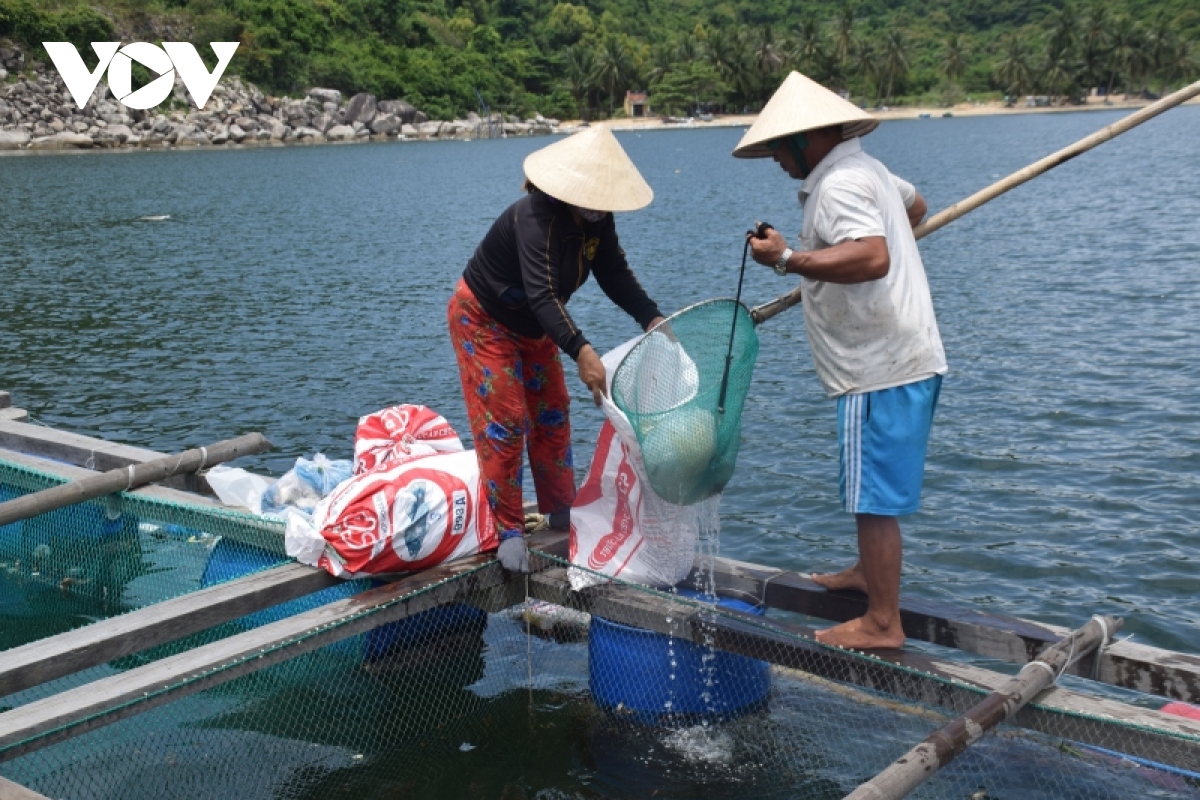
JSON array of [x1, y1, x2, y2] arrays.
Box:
[[797, 138, 948, 397]]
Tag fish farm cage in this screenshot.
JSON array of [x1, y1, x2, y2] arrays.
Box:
[[1, 453, 1199, 799]]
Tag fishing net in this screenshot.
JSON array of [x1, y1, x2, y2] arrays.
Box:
[[2, 495, 1199, 800], [611, 299, 759, 506]]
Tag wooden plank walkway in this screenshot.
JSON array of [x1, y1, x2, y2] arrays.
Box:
[[692, 555, 1200, 705], [527, 567, 1200, 772], [0, 775, 49, 800]]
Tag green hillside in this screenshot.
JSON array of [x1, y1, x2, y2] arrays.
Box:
[[1, 0, 1196, 119]]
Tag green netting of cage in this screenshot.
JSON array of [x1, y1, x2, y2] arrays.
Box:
[[612, 299, 760, 506], [4, 548, 1199, 800], [0, 456, 289, 616]]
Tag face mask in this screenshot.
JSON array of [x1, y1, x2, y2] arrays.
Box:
[[579, 209, 606, 223]]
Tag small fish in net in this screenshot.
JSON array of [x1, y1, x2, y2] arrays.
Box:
[[611, 298, 759, 505]]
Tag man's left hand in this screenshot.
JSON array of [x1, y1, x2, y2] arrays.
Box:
[[747, 227, 787, 268]]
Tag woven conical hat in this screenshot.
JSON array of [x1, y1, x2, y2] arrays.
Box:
[[524, 126, 653, 211], [733, 71, 879, 159]]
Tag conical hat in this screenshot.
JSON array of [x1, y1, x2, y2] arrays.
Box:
[[523, 126, 653, 211], [733, 71, 879, 159]]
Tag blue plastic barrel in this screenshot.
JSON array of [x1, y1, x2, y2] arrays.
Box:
[[589, 588, 771, 724], [201, 538, 486, 663]]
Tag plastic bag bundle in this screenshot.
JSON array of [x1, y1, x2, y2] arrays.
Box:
[[261, 453, 354, 515], [611, 299, 759, 505]]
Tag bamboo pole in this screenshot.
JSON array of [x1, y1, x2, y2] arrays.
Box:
[[749, 79, 1200, 326], [0, 433, 271, 527], [844, 615, 1123, 800]]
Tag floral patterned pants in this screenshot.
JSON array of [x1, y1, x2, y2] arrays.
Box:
[[447, 279, 575, 541]]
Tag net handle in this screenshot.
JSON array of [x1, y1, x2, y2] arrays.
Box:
[[717, 237, 753, 413]]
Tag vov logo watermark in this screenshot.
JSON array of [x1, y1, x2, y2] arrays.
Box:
[[42, 42, 239, 110]]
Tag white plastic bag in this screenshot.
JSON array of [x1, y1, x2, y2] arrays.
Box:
[[206, 465, 273, 514], [568, 334, 719, 591]]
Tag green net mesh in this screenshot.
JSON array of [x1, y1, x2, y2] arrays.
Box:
[[612, 299, 760, 506], [2, 517, 1198, 800]]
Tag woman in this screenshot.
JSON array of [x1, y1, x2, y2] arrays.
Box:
[[448, 126, 665, 572]]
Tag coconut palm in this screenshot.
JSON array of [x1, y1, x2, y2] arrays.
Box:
[[1041, 39, 1076, 103], [752, 25, 786, 90], [1079, 3, 1112, 93], [996, 35, 1033, 98], [562, 46, 596, 120], [789, 15, 825, 77], [1107, 16, 1145, 98], [644, 42, 674, 87], [941, 33, 968, 98], [854, 39, 884, 104], [1144, 13, 1175, 94], [1159, 37, 1196, 93], [592, 35, 635, 114], [879, 29, 909, 104], [831, 6, 859, 83]]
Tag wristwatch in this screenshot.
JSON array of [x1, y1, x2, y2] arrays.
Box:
[[774, 247, 793, 276]]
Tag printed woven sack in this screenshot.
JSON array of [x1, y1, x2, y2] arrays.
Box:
[[569, 335, 719, 591], [354, 404, 463, 475]]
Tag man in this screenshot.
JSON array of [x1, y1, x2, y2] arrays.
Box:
[[733, 72, 947, 650]]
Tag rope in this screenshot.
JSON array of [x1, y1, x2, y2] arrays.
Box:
[[1090, 615, 1114, 680]]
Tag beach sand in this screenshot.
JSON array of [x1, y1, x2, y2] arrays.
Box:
[[560, 94, 1200, 134]]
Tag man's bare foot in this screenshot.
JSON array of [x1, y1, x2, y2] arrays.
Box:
[[811, 563, 869, 594], [814, 615, 906, 650]]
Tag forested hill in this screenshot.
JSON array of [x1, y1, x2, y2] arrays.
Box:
[[1, 0, 1196, 120]]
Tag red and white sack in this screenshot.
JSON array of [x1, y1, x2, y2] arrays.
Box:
[[568, 336, 718, 591], [353, 404, 463, 474], [286, 405, 496, 578]]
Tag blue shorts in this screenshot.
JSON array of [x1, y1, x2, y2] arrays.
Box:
[[837, 375, 942, 516]]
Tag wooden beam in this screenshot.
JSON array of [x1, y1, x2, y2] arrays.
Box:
[[0, 552, 528, 762], [0, 562, 341, 698], [0, 775, 50, 800], [0, 410, 27, 423], [0, 420, 211, 493], [527, 568, 1200, 772], [0, 435, 272, 529], [690, 555, 1200, 704]]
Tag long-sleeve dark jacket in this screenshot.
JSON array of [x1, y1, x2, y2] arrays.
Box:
[[462, 190, 661, 360]]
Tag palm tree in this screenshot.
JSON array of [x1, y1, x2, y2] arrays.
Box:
[[879, 29, 909, 104], [1041, 39, 1076, 103], [1143, 13, 1175, 94], [562, 46, 595, 120], [644, 42, 674, 87], [789, 15, 825, 77], [941, 33, 968, 98], [1079, 3, 1111, 94], [831, 6, 859, 84], [592, 36, 635, 115], [1159, 37, 1196, 93], [1106, 16, 1144, 98], [854, 38, 884, 104], [996, 35, 1033, 99], [752, 25, 786, 93]]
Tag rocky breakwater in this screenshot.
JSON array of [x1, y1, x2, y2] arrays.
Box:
[[0, 44, 559, 152]]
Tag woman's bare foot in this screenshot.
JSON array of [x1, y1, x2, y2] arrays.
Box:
[[811, 563, 869, 594], [814, 615, 905, 650]]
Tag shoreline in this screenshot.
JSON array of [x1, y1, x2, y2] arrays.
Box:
[[559, 95, 1200, 134], [3, 95, 1196, 158]]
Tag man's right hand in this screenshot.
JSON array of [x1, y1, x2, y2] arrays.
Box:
[[577, 344, 606, 406]]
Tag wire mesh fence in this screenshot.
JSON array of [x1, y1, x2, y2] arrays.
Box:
[[2, 530, 1197, 799]]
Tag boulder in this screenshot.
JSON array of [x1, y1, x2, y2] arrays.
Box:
[[377, 100, 417, 124], [228, 124, 247, 143], [413, 110, 428, 124], [106, 123, 133, 143], [176, 128, 210, 146], [368, 114, 401, 135], [28, 132, 92, 150], [48, 119, 64, 133], [307, 87, 342, 106], [344, 92, 378, 124], [417, 120, 443, 137], [0, 130, 30, 150], [292, 126, 320, 140], [466, 111, 481, 125], [234, 116, 259, 131], [268, 122, 288, 140], [0, 69, 7, 82], [310, 112, 334, 133], [325, 124, 355, 141], [209, 125, 230, 145], [400, 123, 418, 137]]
